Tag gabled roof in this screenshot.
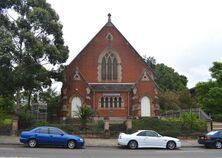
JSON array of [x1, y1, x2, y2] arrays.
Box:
[[68, 14, 154, 74]]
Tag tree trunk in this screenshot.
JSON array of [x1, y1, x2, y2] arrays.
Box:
[[27, 90, 32, 110]]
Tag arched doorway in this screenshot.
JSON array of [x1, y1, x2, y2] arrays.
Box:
[[71, 97, 81, 118], [141, 96, 151, 117]]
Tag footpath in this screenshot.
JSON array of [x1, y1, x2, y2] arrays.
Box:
[[0, 136, 202, 148]]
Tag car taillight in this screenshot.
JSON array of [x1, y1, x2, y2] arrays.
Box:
[[204, 136, 212, 140]]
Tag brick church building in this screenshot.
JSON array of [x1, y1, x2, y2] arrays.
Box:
[[59, 14, 159, 121]]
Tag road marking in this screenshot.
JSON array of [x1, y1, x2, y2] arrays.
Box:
[[155, 150, 205, 153], [0, 148, 14, 150]]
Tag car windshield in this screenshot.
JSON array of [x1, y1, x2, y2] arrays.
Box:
[[206, 131, 218, 136]]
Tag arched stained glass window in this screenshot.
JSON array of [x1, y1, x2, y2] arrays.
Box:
[[113, 58, 117, 80], [107, 57, 112, 80], [102, 57, 106, 80], [100, 51, 120, 81]]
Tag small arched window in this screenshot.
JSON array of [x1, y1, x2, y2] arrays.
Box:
[[101, 97, 104, 108], [99, 96, 123, 108]]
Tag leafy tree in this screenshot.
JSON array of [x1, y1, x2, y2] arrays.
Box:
[[0, 0, 69, 109], [143, 55, 156, 70], [196, 62, 222, 119], [0, 96, 15, 114], [143, 56, 195, 112], [210, 61, 222, 85], [0, 26, 15, 97], [158, 90, 197, 112], [155, 63, 188, 91]]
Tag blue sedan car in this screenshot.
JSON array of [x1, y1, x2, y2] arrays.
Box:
[[20, 126, 84, 149], [198, 130, 222, 149]]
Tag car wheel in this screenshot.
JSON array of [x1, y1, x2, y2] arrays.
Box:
[[28, 139, 37, 148], [128, 140, 138, 149], [67, 140, 76, 149], [215, 141, 222, 149], [167, 141, 176, 150]]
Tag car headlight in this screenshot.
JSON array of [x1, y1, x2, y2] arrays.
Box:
[[79, 138, 84, 142]]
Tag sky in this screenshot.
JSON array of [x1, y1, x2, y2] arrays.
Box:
[[47, 0, 222, 88]]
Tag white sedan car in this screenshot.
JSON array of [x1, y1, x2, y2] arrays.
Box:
[[118, 130, 181, 149]]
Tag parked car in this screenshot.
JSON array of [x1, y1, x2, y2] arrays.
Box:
[[198, 130, 222, 149], [118, 130, 181, 149], [20, 126, 84, 149]]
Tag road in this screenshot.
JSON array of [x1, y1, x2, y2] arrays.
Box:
[[0, 145, 222, 158]]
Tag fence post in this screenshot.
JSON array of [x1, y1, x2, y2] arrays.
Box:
[[104, 117, 110, 137], [11, 116, 18, 136]]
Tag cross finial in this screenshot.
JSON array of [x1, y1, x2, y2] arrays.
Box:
[[108, 13, 111, 22]]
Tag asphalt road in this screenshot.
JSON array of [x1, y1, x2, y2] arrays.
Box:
[[0, 145, 222, 158]]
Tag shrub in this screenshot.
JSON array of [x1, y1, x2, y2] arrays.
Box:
[[97, 120, 104, 129], [179, 112, 207, 133], [132, 116, 207, 137]]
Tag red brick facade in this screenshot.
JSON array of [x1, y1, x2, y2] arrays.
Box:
[[59, 16, 159, 121]]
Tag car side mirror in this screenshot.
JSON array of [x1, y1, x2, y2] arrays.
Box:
[[60, 133, 64, 136], [158, 134, 162, 137]]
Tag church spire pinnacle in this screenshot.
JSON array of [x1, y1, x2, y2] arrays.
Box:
[[108, 13, 111, 22]]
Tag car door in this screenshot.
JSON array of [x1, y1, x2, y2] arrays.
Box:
[[136, 131, 147, 147], [144, 131, 163, 147], [34, 127, 50, 145], [48, 127, 67, 146]]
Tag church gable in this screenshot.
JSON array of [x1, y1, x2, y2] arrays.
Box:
[[67, 14, 154, 83]]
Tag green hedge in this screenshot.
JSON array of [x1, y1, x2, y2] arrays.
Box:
[[132, 114, 207, 137]]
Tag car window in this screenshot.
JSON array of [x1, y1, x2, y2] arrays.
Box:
[[207, 131, 218, 136], [49, 128, 63, 135], [34, 128, 41, 133], [137, 131, 146, 136], [219, 131, 222, 137], [38, 128, 49, 134], [146, 131, 158, 137]]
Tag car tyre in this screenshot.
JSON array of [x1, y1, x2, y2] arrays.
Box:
[[67, 140, 76, 149], [167, 141, 176, 150], [28, 139, 37, 148], [215, 141, 222, 149], [128, 140, 138, 149]]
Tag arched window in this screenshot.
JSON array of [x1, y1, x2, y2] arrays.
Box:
[[119, 97, 122, 108], [100, 51, 120, 81], [113, 58, 117, 80], [102, 57, 106, 80], [114, 97, 118, 108], [108, 57, 112, 80], [105, 97, 109, 108], [101, 97, 104, 108]]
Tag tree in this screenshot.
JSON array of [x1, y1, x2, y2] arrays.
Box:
[[155, 63, 188, 91], [0, 0, 69, 109], [143, 55, 156, 70], [196, 62, 222, 119], [143, 56, 195, 112]]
